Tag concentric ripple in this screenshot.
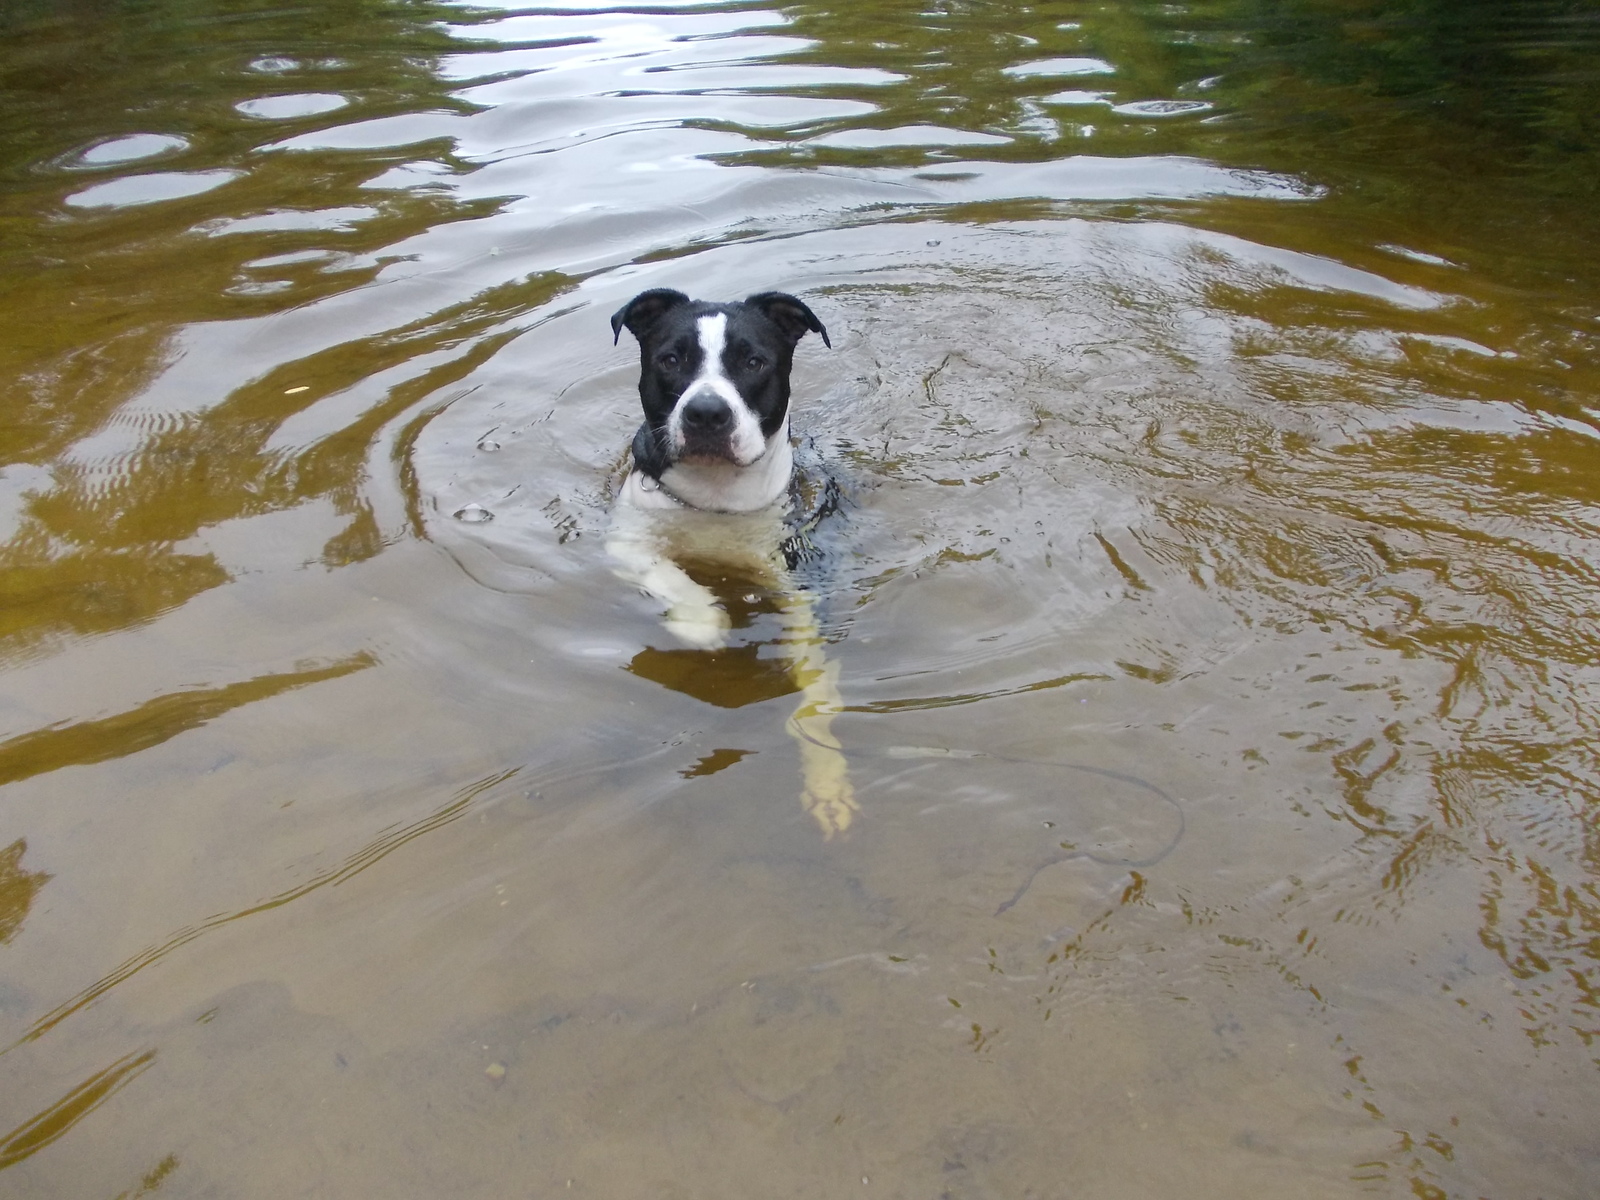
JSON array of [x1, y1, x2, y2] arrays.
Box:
[[3, 1, 1599, 1197]]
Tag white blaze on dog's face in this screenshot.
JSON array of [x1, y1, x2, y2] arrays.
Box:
[[668, 312, 767, 467], [611, 288, 830, 512]]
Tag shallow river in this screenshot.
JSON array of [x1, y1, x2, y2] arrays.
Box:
[[3, 1, 1599, 1196]]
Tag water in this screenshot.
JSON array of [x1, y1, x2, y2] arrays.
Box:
[[2, 0, 1598, 1195]]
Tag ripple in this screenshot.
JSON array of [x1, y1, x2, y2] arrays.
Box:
[[1002, 57, 1116, 78], [1379, 243, 1459, 267], [1111, 99, 1214, 118], [875, 155, 1318, 204], [264, 112, 464, 153], [806, 125, 1012, 150], [200, 206, 378, 235], [236, 93, 351, 120], [244, 249, 340, 270], [223, 278, 296, 297], [64, 170, 242, 209], [70, 133, 190, 169], [1041, 90, 1113, 107], [8, 2, 1599, 1190], [0, 462, 54, 544]]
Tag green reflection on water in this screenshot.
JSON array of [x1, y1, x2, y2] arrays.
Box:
[[762, 0, 1599, 282], [0, 0, 494, 456]]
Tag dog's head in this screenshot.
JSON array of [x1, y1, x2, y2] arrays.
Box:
[[611, 289, 829, 476]]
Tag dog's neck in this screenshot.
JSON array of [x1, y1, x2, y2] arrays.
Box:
[[625, 417, 793, 513]]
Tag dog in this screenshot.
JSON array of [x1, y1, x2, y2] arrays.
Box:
[[605, 288, 856, 836], [611, 288, 828, 513]]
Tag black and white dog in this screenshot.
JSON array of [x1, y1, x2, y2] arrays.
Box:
[[611, 288, 829, 514], [606, 287, 833, 648], [606, 287, 856, 836]]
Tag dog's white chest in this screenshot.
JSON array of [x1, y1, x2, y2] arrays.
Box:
[[619, 428, 794, 515]]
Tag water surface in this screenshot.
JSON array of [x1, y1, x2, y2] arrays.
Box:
[[2, 1, 1598, 1196]]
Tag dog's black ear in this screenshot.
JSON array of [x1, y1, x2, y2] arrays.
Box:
[[610, 288, 691, 345], [744, 292, 831, 349]]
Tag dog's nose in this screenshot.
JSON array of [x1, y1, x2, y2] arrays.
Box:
[[681, 393, 733, 433]]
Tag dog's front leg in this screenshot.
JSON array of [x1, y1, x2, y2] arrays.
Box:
[[606, 516, 731, 650], [778, 592, 857, 838]]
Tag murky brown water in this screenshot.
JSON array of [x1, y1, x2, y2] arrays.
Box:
[[3, 1, 1599, 1196]]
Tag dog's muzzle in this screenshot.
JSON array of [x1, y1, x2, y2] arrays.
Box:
[[674, 391, 739, 462]]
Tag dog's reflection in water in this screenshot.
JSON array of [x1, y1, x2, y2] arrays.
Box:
[[609, 506, 856, 838]]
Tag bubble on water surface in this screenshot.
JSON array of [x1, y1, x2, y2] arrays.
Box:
[[453, 503, 494, 524], [477, 438, 502, 452], [236, 93, 351, 120]]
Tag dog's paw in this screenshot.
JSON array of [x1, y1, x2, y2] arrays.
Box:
[[800, 747, 858, 839], [665, 603, 732, 650]]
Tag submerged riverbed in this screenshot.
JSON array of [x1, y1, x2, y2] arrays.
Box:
[[2, 1, 1598, 1196]]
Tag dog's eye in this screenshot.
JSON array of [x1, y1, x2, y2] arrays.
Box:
[[745, 356, 766, 372], [658, 352, 680, 369]]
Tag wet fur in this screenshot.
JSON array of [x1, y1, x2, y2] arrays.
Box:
[[605, 288, 855, 835]]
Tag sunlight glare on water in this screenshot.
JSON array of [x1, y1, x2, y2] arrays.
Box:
[[1, 0, 1598, 1196]]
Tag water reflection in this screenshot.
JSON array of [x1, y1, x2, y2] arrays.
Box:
[[0, 655, 373, 788], [0, 1049, 156, 1172], [68, 134, 190, 169], [63, 170, 244, 209], [630, 643, 800, 708], [1, 0, 1598, 1196], [0, 841, 50, 947]]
